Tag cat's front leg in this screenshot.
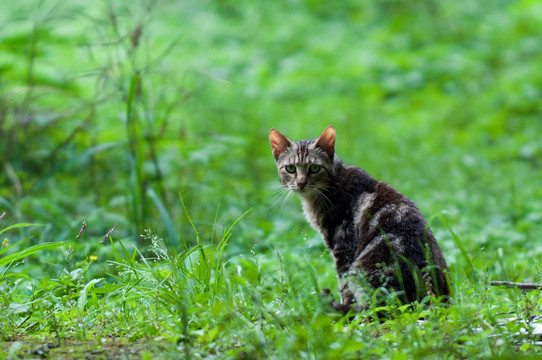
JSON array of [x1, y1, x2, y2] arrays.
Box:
[[338, 271, 371, 313], [321, 272, 371, 315]]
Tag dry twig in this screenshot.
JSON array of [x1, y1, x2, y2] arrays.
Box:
[[490, 281, 542, 290]]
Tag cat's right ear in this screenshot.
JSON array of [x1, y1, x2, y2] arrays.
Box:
[[269, 128, 292, 160], [315, 125, 336, 159]]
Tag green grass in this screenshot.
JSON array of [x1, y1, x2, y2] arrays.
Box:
[[1, 0, 542, 358]]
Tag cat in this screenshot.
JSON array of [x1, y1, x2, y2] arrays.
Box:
[[269, 125, 450, 314]]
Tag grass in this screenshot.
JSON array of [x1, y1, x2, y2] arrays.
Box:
[[2, 214, 541, 359], [1, 0, 542, 358]]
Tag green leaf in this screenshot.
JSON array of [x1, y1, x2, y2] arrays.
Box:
[[0, 223, 42, 236], [0, 241, 64, 273], [78, 278, 103, 311]]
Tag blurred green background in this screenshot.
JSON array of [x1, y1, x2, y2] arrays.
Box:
[[1, 0, 542, 281]]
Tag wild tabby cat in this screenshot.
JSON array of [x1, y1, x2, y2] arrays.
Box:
[[269, 126, 450, 313]]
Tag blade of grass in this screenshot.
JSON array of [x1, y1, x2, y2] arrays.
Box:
[[179, 193, 202, 255], [179, 193, 206, 283], [126, 73, 145, 241], [213, 208, 251, 293], [1, 242, 64, 274], [0, 239, 27, 256], [147, 187, 179, 248], [437, 214, 477, 283], [0, 223, 42, 236]]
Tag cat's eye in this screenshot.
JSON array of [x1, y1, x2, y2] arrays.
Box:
[[309, 164, 321, 174], [285, 164, 296, 173]]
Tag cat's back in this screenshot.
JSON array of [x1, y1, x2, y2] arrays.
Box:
[[334, 161, 377, 195], [336, 163, 430, 247], [341, 165, 450, 296]]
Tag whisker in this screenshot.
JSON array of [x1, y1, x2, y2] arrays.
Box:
[[267, 185, 295, 218], [309, 185, 333, 215], [271, 188, 290, 207], [250, 184, 292, 218]]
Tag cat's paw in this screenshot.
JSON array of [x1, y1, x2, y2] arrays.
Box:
[[321, 288, 352, 314], [320, 288, 334, 303], [332, 302, 353, 315]]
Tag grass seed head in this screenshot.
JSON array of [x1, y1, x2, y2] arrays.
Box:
[[76, 221, 87, 240], [101, 222, 118, 244]]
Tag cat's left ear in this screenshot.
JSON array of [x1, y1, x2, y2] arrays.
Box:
[[315, 125, 335, 159], [269, 128, 292, 160]]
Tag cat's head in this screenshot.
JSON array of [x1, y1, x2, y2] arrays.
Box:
[[269, 126, 336, 198]]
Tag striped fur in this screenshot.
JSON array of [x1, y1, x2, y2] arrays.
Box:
[[269, 126, 450, 313]]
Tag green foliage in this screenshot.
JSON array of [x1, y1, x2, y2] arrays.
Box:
[[1, 0, 542, 358], [0, 222, 62, 278]]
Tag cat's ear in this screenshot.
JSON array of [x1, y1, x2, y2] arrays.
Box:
[[269, 128, 292, 159], [315, 125, 335, 159]]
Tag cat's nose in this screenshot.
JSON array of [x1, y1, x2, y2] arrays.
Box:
[[297, 178, 307, 189]]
